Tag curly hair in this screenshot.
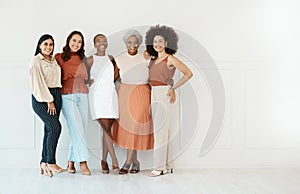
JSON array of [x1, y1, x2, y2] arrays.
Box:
[[145, 24, 178, 58], [61, 31, 85, 62]]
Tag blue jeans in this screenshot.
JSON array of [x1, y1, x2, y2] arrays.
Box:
[[62, 93, 89, 162]]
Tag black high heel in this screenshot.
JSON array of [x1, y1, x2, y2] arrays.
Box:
[[119, 163, 131, 175], [130, 161, 140, 173]]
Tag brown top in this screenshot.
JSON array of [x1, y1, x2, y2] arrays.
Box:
[[55, 53, 88, 94], [149, 56, 175, 86]]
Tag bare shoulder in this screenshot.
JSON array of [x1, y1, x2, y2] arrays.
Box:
[[167, 54, 177, 62], [167, 55, 181, 66]]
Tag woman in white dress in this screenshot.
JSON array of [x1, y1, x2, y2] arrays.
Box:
[[86, 34, 119, 174]]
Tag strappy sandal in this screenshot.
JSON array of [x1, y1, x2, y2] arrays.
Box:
[[101, 160, 109, 174], [112, 165, 119, 173], [119, 163, 131, 175], [47, 164, 66, 174], [148, 169, 167, 177], [129, 161, 140, 174], [40, 162, 53, 177]]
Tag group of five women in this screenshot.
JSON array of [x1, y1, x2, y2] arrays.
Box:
[[29, 24, 193, 178]]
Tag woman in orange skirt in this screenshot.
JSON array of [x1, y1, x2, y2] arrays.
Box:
[[113, 30, 154, 174]]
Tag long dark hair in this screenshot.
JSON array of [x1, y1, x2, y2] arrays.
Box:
[[34, 34, 55, 56], [61, 31, 85, 62], [145, 24, 178, 59]]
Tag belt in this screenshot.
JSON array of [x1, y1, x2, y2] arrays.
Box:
[[150, 80, 168, 86]]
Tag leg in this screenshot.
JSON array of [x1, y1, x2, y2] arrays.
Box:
[[98, 119, 119, 172], [130, 150, 140, 174], [32, 92, 64, 174], [100, 128, 109, 174], [76, 94, 91, 175], [32, 94, 62, 164], [62, 94, 89, 163], [119, 149, 134, 174], [125, 149, 134, 165], [102, 131, 109, 162], [149, 86, 172, 176]]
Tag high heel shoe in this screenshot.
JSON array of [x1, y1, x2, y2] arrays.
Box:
[[40, 162, 53, 177], [119, 163, 131, 175], [67, 161, 76, 173], [148, 169, 167, 177], [167, 168, 174, 173], [80, 161, 91, 175], [112, 165, 119, 173], [130, 161, 140, 174], [40, 162, 44, 175], [47, 164, 66, 174], [101, 160, 109, 174]]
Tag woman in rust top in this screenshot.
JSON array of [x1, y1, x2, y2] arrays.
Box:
[[55, 31, 91, 175], [145, 25, 193, 177]]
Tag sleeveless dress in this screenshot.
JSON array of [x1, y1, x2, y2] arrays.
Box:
[[89, 55, 118, 120]]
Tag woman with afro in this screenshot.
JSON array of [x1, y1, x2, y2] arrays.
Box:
[[145, 25, 193, 177]]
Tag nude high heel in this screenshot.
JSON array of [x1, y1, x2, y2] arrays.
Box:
[[67, 161, 76, 173], [148, 169, 168, 177], [101, 160, 109, 174], [40, 162, 53, 177], [80, 161, 91, 175], [47, 164, 66, 174]]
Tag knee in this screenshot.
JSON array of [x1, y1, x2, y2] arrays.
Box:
[[102, 124, 111, 133], [99, 122, 112, 134], [46, 119, 62, 133]]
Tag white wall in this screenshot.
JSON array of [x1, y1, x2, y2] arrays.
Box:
[[1, 0, 300, 168]]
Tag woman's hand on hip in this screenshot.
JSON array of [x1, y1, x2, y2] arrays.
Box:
[[167, 88, 176, 103]]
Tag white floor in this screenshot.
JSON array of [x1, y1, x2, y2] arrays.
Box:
[[1, 168, 300, 194]]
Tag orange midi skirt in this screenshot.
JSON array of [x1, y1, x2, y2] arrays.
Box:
[[113, 83, 154, 150]]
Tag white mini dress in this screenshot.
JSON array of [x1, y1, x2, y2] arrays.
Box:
[[89, 55, 118, 120]]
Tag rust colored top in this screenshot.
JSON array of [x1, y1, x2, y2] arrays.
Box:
[[149, 56, 175, 86], [55, 53, 88, 94]]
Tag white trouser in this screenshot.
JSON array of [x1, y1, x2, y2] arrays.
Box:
[[151, 85, 175, 170]]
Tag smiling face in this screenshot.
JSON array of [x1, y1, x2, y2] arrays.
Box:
[[153, 35, 166, 53], [94, 34, 108, 51], [69, 34, 82, 52], [39, 38, 54, 57], [126, 35, 139, 55]]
